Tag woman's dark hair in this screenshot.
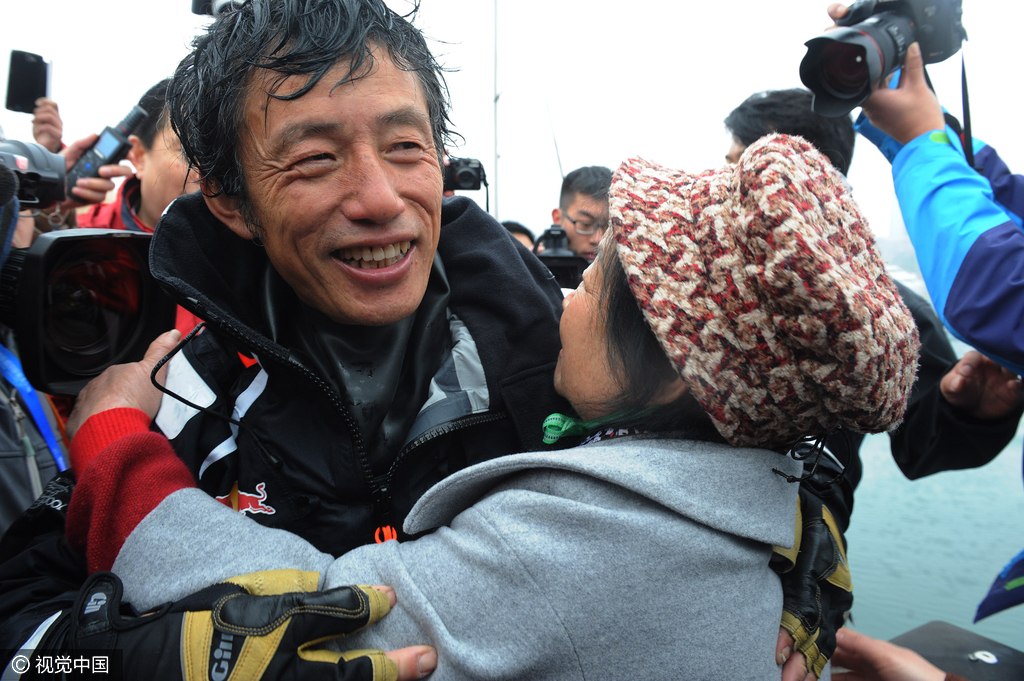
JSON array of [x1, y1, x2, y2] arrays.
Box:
[[168, 0, 452, 226], [596, 246, 723, 440]]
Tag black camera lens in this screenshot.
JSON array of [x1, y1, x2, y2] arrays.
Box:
[[443, 158, 484, 192], [453, 168, 478, 190], [43, 241, 144, 376], [818, 41, 870, 98]]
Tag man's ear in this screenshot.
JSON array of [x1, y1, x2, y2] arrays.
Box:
[[201, 184, 253, 240], [126, 135, 147, 175], [551, 208, 562, 226]]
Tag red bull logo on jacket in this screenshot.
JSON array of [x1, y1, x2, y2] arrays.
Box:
[[215, 482, 276, 516]]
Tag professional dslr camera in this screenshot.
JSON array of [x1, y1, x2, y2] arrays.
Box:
[[534, 225, 588, 290], [800, 0, 967, 117], [0, 141, 175, 396]]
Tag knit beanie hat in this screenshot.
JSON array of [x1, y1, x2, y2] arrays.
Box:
[[609, 134, 920, 450]]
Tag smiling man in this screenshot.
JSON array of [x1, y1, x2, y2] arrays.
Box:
[[0, 0, 568, 676], [78, 0, 567, 552]]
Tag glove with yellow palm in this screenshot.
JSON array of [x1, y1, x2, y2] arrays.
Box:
[[773, 484, 853, 679], [63, 569, 401, 681]]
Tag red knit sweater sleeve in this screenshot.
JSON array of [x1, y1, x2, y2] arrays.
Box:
[[66, 431, 197, 573], [69, 408, 154, 475]]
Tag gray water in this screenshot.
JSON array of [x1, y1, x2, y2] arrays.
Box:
[[846, 429, 1024, 648]]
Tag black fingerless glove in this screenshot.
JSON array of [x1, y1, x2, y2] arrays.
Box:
[[44, 570, 396, 681], [772, 476, 853, 678]]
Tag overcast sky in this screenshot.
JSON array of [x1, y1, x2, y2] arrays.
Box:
[[3, 0, 1021, 240]]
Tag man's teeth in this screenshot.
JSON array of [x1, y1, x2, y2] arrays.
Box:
[[340, 241, 411, 269]]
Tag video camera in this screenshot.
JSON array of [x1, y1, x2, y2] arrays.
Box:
[[800, 0, 967, 117], [534, 226, 588, 290], [0, 140, 65, 209], [0, 142, 175, 396]]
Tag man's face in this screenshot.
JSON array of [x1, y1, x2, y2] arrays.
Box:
[[134, 126, 199, 229], [725, 135, 746, 164], [214, 50, 442, 326], [555, 192, 607, 262]]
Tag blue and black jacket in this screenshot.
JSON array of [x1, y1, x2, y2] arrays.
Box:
[[857, 114, 1024, 375], [857, 110, 1024, 620]]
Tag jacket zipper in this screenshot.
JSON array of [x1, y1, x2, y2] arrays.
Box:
[[198, 319, 376, 505], [373, 411, 508, 530], [185, 318, 506, 541]]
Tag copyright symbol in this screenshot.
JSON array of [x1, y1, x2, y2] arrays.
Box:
[[11, 655, 30, 673]]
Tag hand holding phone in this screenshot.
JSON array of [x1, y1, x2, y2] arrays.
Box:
[[6, 50, 49, 114], [65, 106, 147, 203]]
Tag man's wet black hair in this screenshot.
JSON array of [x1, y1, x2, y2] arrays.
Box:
[[502, 220, 534, 246], [593, 245, 724, 440], [559, 166, 612, 211], [724, 88, 856, 176], [168, 0, 452, 207], [135, 78, 173, 150]]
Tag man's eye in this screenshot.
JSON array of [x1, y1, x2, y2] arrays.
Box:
[[301, 153, 333, 163], [391, 141, 422, 153]]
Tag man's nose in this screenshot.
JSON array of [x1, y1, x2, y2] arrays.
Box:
[[340, 152, 405, 223]]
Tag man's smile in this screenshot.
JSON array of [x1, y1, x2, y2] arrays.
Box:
[[335, 240, 411, 269]]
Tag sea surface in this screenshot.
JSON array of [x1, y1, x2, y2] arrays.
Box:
[[843, 255, 1024, 649], [846, 428, 1024, 648]]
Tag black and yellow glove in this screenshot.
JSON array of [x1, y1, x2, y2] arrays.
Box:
[[772, 485, 853, 678], [64, 569, 396, 681]]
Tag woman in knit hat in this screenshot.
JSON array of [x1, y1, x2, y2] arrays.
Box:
[[65, 134, 920, 680]]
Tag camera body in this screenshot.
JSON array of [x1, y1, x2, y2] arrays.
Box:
[[0, 140, 65, 208], [65, 105, 148, 201], [0, 144, 178, 397], [535, 226, 589, 290], [800, 0, 966, 117], [0, 230, 176, 396], [444, 157, 485, 192]]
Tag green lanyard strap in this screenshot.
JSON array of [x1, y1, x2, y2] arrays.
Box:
[[542, 407, 660, 445]]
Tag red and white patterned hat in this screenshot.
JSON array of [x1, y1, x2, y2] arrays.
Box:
[[610, 134, 920, 449]]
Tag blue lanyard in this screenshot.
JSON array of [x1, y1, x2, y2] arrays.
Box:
[[0, 344, 67, 471]]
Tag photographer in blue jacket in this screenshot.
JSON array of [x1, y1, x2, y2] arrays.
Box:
[[837, 3, 1024, 621]]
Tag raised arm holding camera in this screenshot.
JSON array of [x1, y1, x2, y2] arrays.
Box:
[[811, 0, 1024, 675]]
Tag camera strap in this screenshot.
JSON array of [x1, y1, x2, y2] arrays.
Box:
[[0, 344, 67, 471], [935, 55, 979, 173], [959, 54, 977, 172]]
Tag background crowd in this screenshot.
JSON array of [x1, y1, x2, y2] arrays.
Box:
[[1, 1, 1024, 680]]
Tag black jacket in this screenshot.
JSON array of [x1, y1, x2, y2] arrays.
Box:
[[149, 193, 570, 553], [0, 194, 571, 655]]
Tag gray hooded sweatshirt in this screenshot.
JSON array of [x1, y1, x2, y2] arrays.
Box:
[[113, 436, 804, 680]]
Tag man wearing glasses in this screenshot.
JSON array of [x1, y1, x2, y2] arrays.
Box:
[[551, 165, 612, 262]]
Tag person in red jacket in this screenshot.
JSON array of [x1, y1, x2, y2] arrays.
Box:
[[77, 79, 198, 234]]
